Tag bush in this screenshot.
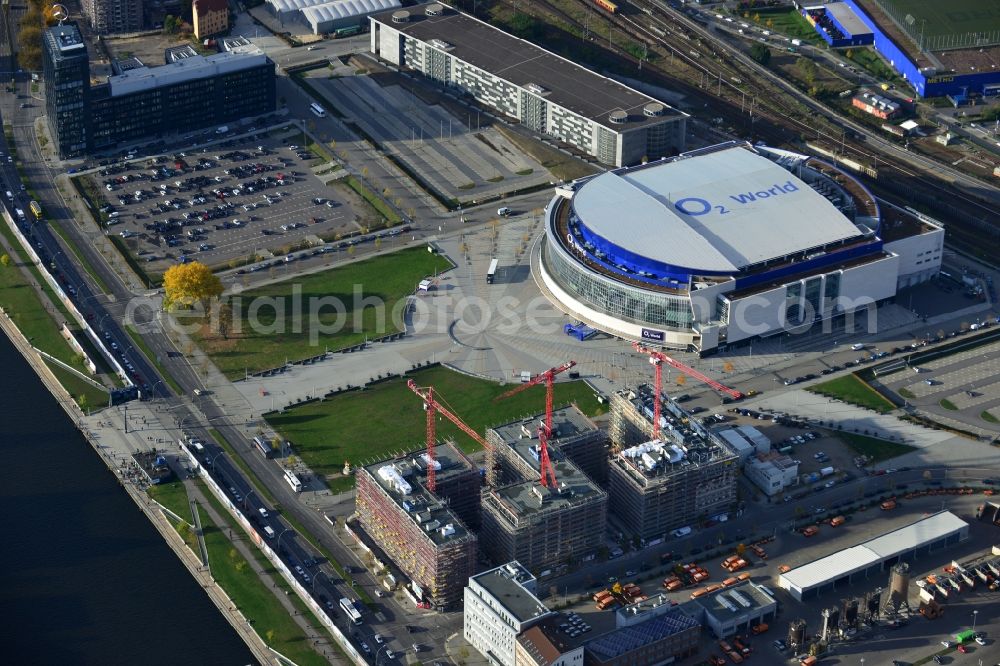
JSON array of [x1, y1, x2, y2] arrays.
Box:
[[750, 43, 772, 65]]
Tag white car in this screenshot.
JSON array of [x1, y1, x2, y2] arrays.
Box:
[[941, 640, 952, 648], [975, 636, 986, 645]]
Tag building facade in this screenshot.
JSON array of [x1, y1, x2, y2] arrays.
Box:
[[355, 445, 478, 610], [743, 453, 799, 497], [42, 24, 276, 158], [464, 562, 554, 666], [516, 622, 584, 666], [193, 0, 230, 39], [608, 386, 739, 541], [368, 3, 686, 166], [82, 0, 144, 34], [584, 605, 700, 666]]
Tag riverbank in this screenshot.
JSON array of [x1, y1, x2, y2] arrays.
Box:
[[0, 311, 276, 665]]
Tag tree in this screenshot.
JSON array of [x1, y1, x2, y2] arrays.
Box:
[[797, 58, 818, 85], [675, 374, 687, 386], [177, 520, 192, 542], [722, 361, 734, 373], [215, 302, 233, 339], [611, 582, 623, 595], [78, 394, 89, 413], [271, 436, 282, 453], [162, 261, 222, 310], [749, 43, 771, 66], [163, 14, 180, 34], [0, 253, 9, 267]]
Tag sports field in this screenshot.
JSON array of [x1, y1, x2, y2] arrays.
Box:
[[868, 0, 1000, 40]]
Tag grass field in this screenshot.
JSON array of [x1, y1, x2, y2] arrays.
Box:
[[940, 398, 959, 411], [809, 374, 896, 414], [838, 432, 917, 463], [844, 47, 903, 83], [148, 480, 193, 521], [864, 0, 1000, 39], [981, 410, 999, 424], [747, 7, 826, 45], [191, 247, 452, 378], [267, 364, 605, 480]]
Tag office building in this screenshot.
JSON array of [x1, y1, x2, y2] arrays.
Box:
[[355, 443, 478, 609], [464, 562, 554, 666], [481, 409, 608, 575], [584, 604, 700, 666], [743, 452, 799, 497], [42, 23, 276, 158], [684, 582, 778, 638], [607, 385, 738, 541], [516, 621, 584, 666], [369, 3, 687, 166], [82, 0, 145, 34], [193, 0, 230, 39], [717, 426, 770, 462]]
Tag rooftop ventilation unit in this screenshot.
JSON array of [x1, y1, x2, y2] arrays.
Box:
[[643, 102, 666, 117], [391, 10, 410, 23], [425, 3, 444, 15], [730, 590, 752, 608], [429, 38, 453, 51], [608, 109, 628, 124], [525, 83, 548, 96]]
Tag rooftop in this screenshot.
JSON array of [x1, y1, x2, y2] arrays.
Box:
[[517, 620, 576, 666], [45, 23, 87, 59], [371, 3, 684, 132], [688, 581, 777, 621], [780, 511, 968, 591], [471, 562, 552, 625], [485, 457, 605, 518], [823, 2, 872, 37], [491, 406, 602, 465], [362, 442, 475, 545], [194, 0, 231, 11], [586, 607, 699, 660], [107, 48, 269, 97], [302, 0, 401, 24], [571, 143, 865, 274]]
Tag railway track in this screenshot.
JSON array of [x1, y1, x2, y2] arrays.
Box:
[[492, 0, 997, 231]]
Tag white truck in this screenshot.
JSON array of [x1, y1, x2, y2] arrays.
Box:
[[216, 125, 229, 134]]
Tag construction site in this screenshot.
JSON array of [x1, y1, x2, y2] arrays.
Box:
[[608, 383, 740, 541], [354, 441, 479, 610]]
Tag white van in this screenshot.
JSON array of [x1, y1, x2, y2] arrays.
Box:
[[263, 526, 275, 539], [671, 526, 692, 538], [497, 207, 512, 217], [4, 190, 11, 200], [851, 343, 866, 351], [258, 507, 269, 519]]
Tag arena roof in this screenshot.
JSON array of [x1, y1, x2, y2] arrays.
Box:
[[302, 0, 400, 25], [571, 145, 863, 273]]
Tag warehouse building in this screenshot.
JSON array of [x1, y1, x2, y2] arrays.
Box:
[[684, 582, 778, 638], [778, 511, 969, 601], [464, 561, 554, 666], [537, 141, 945, 353], [607, 385, 738, 541], [267, 0, 399, 34], [480, 431, 607, 575], [743, 452, 799, 497], [355, 443, 478, 609], [487, 405, 609, 487], [43, 23, 275, 158], [717, 425, 770, 462], [368, 3, 687, 166]]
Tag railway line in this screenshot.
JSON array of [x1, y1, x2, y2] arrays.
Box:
[[489, 0, 998, 235]]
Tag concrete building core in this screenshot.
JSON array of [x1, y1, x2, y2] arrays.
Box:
[[482, 407, 608, 575], [608, 385, 738, 541], [355, 442, 478, 609]]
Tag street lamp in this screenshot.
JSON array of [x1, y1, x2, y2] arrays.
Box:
[[972, 609, 979, 632], [375, 644, 392, 666], [276, 527, 292, 553], [211, 451, 225, 470]]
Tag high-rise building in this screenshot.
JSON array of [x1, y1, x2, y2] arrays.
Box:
[[42, 24, 91, 158], [82, 0, 145, 34], [42, 24, 276, 158]]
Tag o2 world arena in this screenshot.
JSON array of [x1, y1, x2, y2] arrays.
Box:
[[537, 141, 944, 353]]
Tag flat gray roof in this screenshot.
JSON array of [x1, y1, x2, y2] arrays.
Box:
[[491, 406, 600, 461], [690, 581, 777, 621], [824, 2, 872, 37], [45, 24, 86, 59], [107, 48, 269, 97], [472, 563, 551, 625], [371, 4, 684, 131]]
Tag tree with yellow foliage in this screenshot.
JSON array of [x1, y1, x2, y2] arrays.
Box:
[[163, 261, 222, 310]]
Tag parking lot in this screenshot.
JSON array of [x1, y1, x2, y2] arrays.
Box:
[[83, 126, 364, 274]]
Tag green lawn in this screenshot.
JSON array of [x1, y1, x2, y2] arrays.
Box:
[[191, 247, 451, 378], [982, 410, 999, 424], [747, 7, 825, 45], [844, 47, 903, 83], [340, 176, 401, 224], [147, 480, 192, 521], [940, 398, 958, 411], [267, 364, 606, 479], [45, 361, 108, 414], [838, 432, 917, 463], [809, 374, 896, 413], [198, 503, 328, 666]]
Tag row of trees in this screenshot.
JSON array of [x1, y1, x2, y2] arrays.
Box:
[[17, 0, 60, 73]]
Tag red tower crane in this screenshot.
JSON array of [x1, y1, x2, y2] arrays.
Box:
[[407, 379, 490, 494], [494, 361, 577, 488], [631, 342, 743, 438]]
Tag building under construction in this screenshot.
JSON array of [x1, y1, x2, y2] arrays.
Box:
[[607, 385, 739, 540], [481, 410, 608, 575], [487, 405, 609, 486], [355, 442, 479, 609]]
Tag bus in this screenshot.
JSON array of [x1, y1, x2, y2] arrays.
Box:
[[486, 258, 498, 284], [253, 436, 275, 459], [334, 25, 361, 38], [340, 597, 362, 624], [284, 469, 303, 492], [29, 200, 42, 220], [310, 102, 326, 118]]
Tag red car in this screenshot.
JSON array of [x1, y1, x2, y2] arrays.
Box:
[[957, 645, 968, 653]]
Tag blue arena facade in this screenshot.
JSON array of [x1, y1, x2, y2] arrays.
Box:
[[536, 142, 946, 353], [803, 1, 1000, 98]]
